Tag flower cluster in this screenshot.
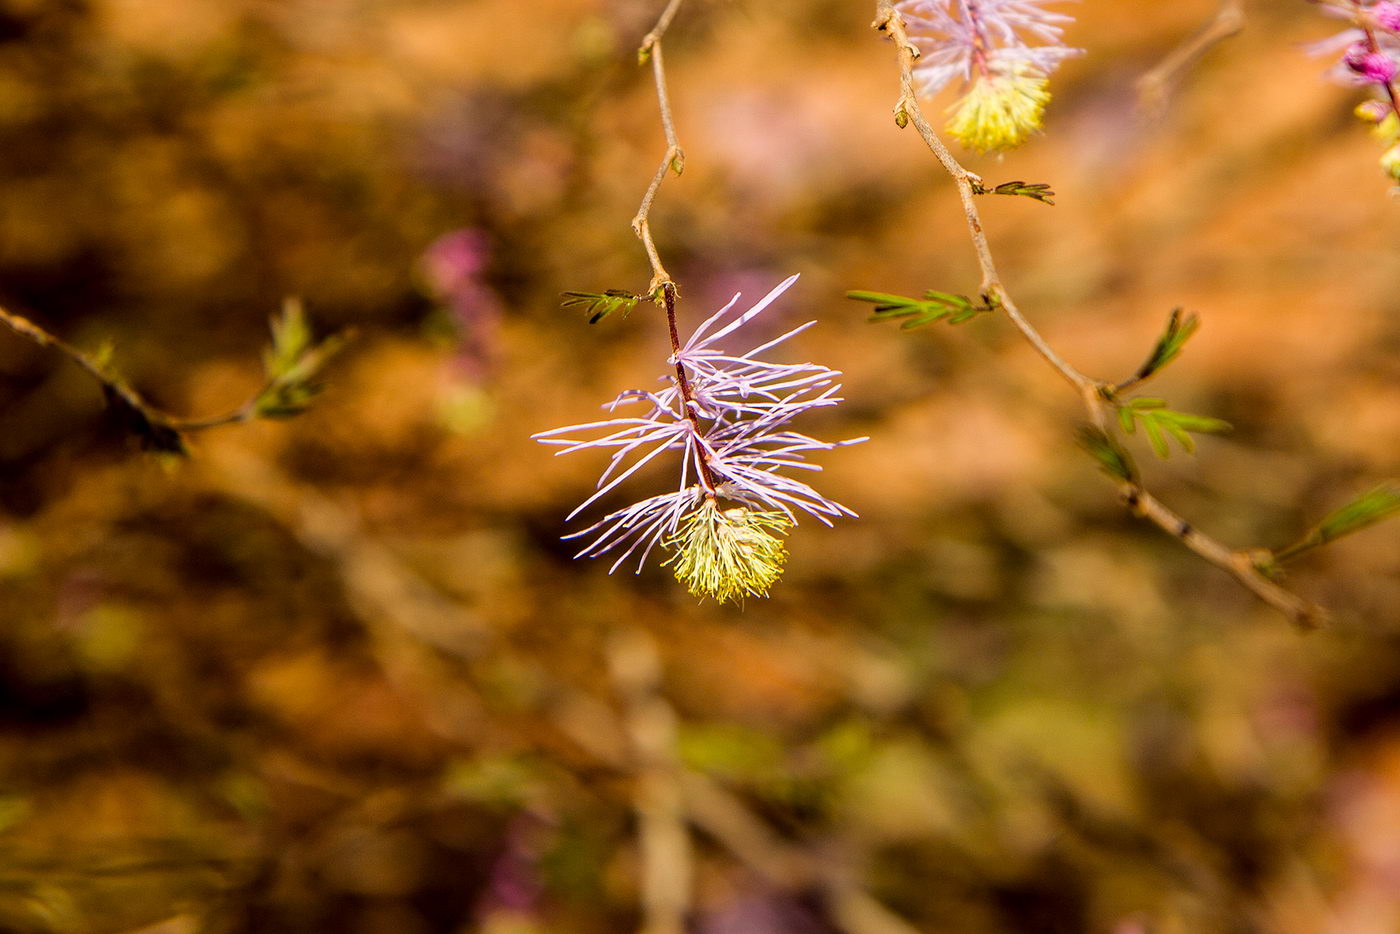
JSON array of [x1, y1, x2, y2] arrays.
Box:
[[896, 0, 1081, 152], [534, 275, 862, 602], [1312, 1, 1400, 181]]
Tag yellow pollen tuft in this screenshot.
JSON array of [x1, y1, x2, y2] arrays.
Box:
[[1375, 113, 1400, 143], [946, 73, 1051, 154], [1382, 143, 1400, 181], [664, 499, 791, 603]]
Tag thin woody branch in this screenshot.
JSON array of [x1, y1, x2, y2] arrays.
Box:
[[0, 302, 345, 453], [630, 0, 721, 501], [1137, 0, 1246, 115], [0, 305, 237, 451], [631, 0, 687, 295], [872, 1, 1325, 627]]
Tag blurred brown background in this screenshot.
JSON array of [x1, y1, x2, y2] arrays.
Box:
[[0, 0, 1399, 931]]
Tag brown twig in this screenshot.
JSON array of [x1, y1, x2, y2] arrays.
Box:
[[629, 0, 727, 501], [632, 0, 687, 296], [871, 1, 1325, 627], [0, 303, 345, 451], [0, 306, 254, 450], [1137, 0, 1246, 116]]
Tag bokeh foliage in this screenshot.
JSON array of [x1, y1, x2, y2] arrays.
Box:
[[0, 1, 1399, 932]]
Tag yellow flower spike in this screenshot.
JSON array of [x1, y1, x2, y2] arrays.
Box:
[[1377, 113, 1400, 143], [947, 72, 1051, 154], [664, 499, 791, 603], [1381, 143, 1400, 181]]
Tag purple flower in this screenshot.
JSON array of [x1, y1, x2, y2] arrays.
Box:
[[896, 0, 1081, 97], [420, 229, 503, 382], [534, 275, 862, 594], [896, 0, 1082, 151]]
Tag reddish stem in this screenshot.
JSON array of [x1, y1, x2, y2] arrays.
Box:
[[958, 0, 991, 77], [663, 283, 720, 496]]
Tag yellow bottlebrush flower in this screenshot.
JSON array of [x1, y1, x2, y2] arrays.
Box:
[[1381, 143, 1400, 181], [1377, 113, 1400, 143], [1356, 101, 1400, 141], [946, 73, 1051, 154], [664, 499, 792, 603]]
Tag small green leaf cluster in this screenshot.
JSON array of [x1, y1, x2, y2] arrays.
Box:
[[845, 290, 995, 329], [970, 178, 1056, 205], [1098, 308, 1225, 460], [253, 300, 349, 419], [1114, 397, 1230, 458]]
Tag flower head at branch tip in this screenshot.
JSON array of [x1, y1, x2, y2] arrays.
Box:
[[532, 274, 863, 599], [664, 499, 791, 602], [896, 0, 1081, 152], [1310, 2, 1400, 181]]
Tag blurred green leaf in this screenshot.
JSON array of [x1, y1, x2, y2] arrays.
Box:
[[1275, 482, 1400, 563], [254, 302, 350, 419], [262, 298, 313, 382], [1077, 426, 1137, 483], [561, 289, 646, 325], [813, 718, 877, 773], [677, 722, 785, 783], [847, 290, 994, 329], [0, 795, 29, 833], [1120, 308, 1200, 388], [442, 754, 547, 807]]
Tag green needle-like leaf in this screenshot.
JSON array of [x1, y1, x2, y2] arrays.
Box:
[[846, 290, 994, 329], [970, 179, 1056, 205], [1077, 426, 1138, 483], [561, 289, 646, 325], [1121, 308, 1200, 387], [1274, 482, 1400, 563], [1118, 397, 1230, 458]]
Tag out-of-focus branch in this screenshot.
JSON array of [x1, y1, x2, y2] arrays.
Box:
[[608, 631, 693, 934], [871, 1, 1325, 628], [210, 447, 924, 934], [0, 301, 346, 454], [631, 0, 686, 295], [1137, 0, 1246, 116], [678, 773, 923, 934]]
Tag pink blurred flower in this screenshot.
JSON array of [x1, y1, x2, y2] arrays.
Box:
[[420, 229, 503, 382]]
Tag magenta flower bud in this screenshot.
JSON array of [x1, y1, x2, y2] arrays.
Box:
[[1345, 43, 1399, 83], [1374, 2, 1400, 33]]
